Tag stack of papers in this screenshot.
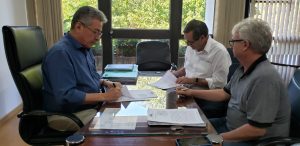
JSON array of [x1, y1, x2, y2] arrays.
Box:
[[149, 71, 177, 89], [115, 86, 157, 102], [91, 108, 137, 130], [147, 109, 206, 127]]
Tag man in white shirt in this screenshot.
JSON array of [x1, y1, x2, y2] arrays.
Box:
[[172, 19, 231, 118], [173, 19, 231, 89]]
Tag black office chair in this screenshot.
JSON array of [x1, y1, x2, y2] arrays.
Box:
[[136, 41, 171, 71], [256, 68, 300, 146], [2, 26, 84, 145]]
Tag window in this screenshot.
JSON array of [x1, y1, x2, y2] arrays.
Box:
[[250, 0, 300, 55], [62, 0, 98, 32], [62, 0, 213, 71], [112, 0, 170, 29], [250, 0, 300, 85]]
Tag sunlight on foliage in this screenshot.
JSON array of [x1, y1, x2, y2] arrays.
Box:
[[62, 0, 205, 31]]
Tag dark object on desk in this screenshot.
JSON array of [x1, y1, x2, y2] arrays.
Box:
[[176, 137, 212, 146], [66, 134, 85, 146], [256, 68, 300, 146], [136, 41, 171, 71], [2, 26, 84, 145]]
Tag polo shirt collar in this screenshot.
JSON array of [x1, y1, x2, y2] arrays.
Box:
[[240, 54, 267, 79]]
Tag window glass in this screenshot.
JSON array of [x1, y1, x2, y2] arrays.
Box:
[[178, 40, 187, 68], [113, 39, 170, 64], [112, 0, 170, 29], [62, 0, 97, 33], [113, 39, 139, 64], [182, 0, 206, 32]]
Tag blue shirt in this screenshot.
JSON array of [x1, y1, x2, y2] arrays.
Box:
[[42, 33, 101, 113]]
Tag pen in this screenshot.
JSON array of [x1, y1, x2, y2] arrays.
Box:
[[113, 83, 116, 88]]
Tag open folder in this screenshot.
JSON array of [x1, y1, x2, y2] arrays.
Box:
[[147, 109, 206, 127]]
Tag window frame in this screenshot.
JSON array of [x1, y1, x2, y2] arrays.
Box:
[[98, 0, 210, 70]]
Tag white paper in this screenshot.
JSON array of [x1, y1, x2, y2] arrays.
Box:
[[93, 108, 137, 130], [147, 109, 204, 125], [149, 71, 177, 89], [115, 86, 157, 102]]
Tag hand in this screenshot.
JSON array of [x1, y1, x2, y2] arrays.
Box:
[[171, 70, 179, 78], [176, 86, 193, 97], [104, 87, 121, 101], [176, 77, 193, 84], [104, 80, 122, 89]]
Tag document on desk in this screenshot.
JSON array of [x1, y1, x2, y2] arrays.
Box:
[[149, 70, 177, 89], [92, 108, 137, 130], [115, 85, 157, 102], [147, 109, 205, 127]]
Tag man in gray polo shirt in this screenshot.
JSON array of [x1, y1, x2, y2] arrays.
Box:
[[176, 18, 290, 146]]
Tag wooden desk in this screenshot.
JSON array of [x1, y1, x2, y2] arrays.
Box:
[[77, 74, 218, 146]]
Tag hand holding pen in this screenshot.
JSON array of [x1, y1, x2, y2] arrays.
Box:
[[102, 80, 122, 89]]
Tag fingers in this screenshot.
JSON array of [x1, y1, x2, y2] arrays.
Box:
[[114, 82, 122, 88], [105, 88, 121, 101], [176, 86, 191, 96], [176, 77, 185, 84]]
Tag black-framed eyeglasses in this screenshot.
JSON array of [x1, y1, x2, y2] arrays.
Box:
[[78, 21, 102, 37], [228, 39, 244, 47]]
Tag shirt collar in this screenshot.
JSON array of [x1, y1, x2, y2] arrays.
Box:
[[195, 37, 211, 55], [240, 54, 267, 79], [203, 37, 212, 53], [65, 32, 90, 51]]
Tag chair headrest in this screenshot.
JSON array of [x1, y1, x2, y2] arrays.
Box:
[[2, 26, 48, 71]]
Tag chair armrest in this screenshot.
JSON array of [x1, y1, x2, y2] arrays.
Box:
[[256, 137, 300, 146], [17, 110, 84, 128]]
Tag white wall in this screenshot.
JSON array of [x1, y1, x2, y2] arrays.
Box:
[[0, 0, 27, 119]]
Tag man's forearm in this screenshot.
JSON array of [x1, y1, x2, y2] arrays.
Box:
[[191, 89, 229, 102], [221, 124, 266, 141]]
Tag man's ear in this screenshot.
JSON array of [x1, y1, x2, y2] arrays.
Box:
[[242, 40, 250, 51], [75, 22, 83, 30]]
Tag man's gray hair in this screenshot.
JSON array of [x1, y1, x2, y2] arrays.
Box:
[[71, 6, 107, 29], [232, 18, 272, 54]]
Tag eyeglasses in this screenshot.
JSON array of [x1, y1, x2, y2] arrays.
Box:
[[228, 39, 244, 47], [78, 21, 102, 37], [186, 40, 196, 46], [186, 37, 202, 46]]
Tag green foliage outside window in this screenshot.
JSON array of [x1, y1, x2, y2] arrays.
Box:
[[62, 0, 206, 58], [112, 0, 170, 29]]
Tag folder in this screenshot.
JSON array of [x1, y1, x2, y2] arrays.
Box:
[[102, 64, 138, 85], [104, 64, 134, 71]]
